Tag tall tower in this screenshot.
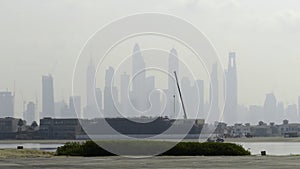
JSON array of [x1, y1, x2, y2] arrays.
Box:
[[209, 62, 220, 121], [131, 43, 147, 112], [69, 96, 81, 118], [104, 67, 118, 117], [86, 58, 96, 107], [95, 88, 102, 113], [0, 91, 14, 118], [168, 48, 179, 118], [42, 75, 54, 118], [224, 52, 238, 124], [120, 72, 130, 117], [196, 80, 204, 116], [263, 93, 277, 122], [24, 102, 35, 124]]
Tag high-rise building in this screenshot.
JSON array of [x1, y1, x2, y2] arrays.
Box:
[[42, 75, 54, 118], [196, 80, 204, 117], [131, 44, 147, 112], [263, 93, 277, 122], [69, 96, 81, 118], [120, 72, 130, 117], [181, 76, 193, 118], [84, 59, 102, 119], [224, 52, 238, 124], [95, 88, 102, 113], [209, 63, 220, 122], [86, 58, 96, 108], [104, 67, 118, 117], [23, 102, 35, 124], [146, 76, 161, 117], [285, 104, 298, 123], [54, 100, 68, 118], [277, 102, 285, 122], [0, 91, 14, 118], [167, 48, 179, 118]]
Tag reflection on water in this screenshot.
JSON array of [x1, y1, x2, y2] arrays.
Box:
[[237, 142, 300, 155]]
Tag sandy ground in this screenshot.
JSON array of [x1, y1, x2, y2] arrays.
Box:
[[0, 156, 300, 169], [0, 149, 53, 158]]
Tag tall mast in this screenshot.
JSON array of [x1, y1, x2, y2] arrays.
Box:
[[174, 71, 187, 119]]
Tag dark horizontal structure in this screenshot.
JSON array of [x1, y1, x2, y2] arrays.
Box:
[[0, 117, 205, 140]]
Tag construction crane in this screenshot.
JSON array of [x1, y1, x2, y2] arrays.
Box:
[[174, 71, 187, 119]]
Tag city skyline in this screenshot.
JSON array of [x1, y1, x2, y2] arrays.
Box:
[[0, 43, 300, 125]]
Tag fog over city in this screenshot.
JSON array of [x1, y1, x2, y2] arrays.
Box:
[[0, 0, 300, 125]]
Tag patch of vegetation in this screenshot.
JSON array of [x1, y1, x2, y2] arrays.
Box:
[[56, 140, 250, 156]]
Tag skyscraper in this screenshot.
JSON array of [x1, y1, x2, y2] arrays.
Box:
[[209, 63, 220, 122], [0, 91, 14, 118], [196, 80, 204, 116], [42, 75, 54, 118], [69, 96, 81, 118], [167, 48, 179, 118], [23, 102, 35, 124], [224, 52, 238, 124], [181, 76, 193, 118], [95, 88, 102, 113], [263, 93, 277, 122], [104, 66, 118, 117], [84, 59, 101, 119], [285, 104, 298, 123], [146, 76, 161, 117], [86, 58, 96, 108], [131, 43, 147, 112], [120, 72, 130, 116]]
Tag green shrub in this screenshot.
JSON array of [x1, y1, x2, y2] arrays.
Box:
[[56, 140, 250, 156]]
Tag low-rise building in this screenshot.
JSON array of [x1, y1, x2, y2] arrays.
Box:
[[39, 118, 83, 139], [0, 117, 20, 139], [278, 120, 300, 137]]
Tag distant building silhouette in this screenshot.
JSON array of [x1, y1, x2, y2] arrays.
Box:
[[95, 88, 102, 113], [181, 76, 195, 118], [86, 58, 96, 108], [263, 93, 277, 122], [54, 100, 68, 118], [285, 104, 298, 123], [23, 101, 35, 124], [69, 96, 81, 118], [42, 75, 54, 118], [120, 72, 130, 117], [209, 63, 220, 121], [131, 44, 147, 112], [0, 91, 14, 118], [196, 80, 204, 117], [84, 59, 103, 119], [167, 48, 180, 118], [277, 102, 285, 122], [104, 67, 118, 118], [146, 76, 160, 117], [224, 52, 238, 124]]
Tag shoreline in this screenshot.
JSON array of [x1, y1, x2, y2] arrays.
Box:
[[1, 137, 300, 144]]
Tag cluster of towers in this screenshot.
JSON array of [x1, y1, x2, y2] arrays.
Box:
[[4, 43, 300, 125], [83, 43, 238, 122]]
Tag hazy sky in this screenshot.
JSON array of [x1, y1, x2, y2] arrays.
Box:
[[0, 0, 300, 117]]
